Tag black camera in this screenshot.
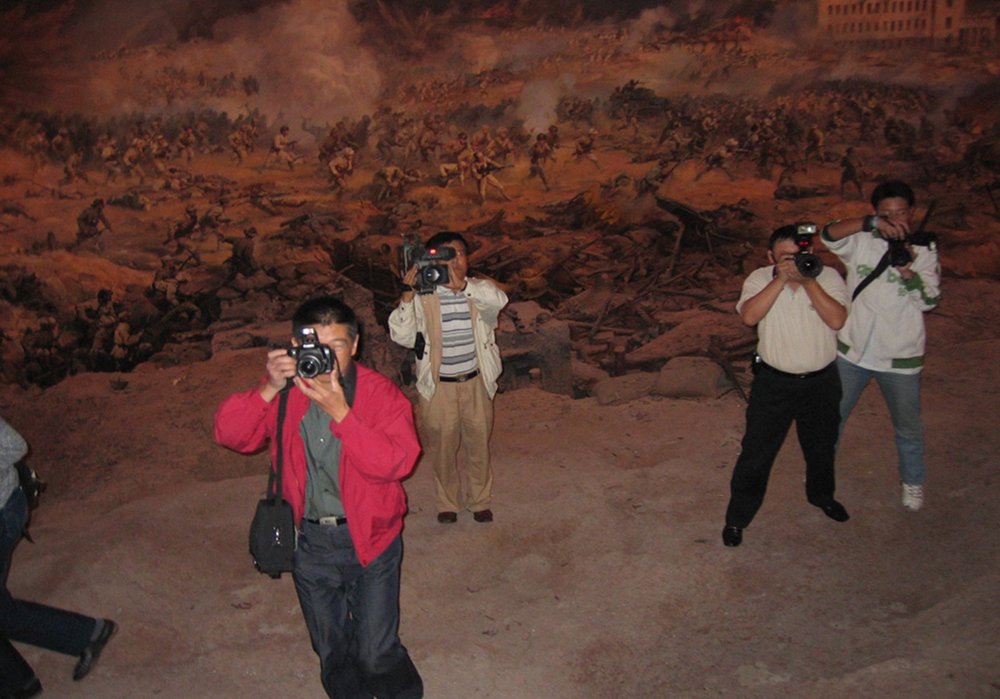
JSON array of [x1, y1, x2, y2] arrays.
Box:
[[793, 221, 823, 278], [287, 327, 334, 378], [887, 229, 939, 267], [399, 234, 457, 294], [887, 239, 912, 267]]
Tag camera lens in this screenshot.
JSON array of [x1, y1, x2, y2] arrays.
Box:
[[795, 253, 823, 278], [298, 357, 321, 378]]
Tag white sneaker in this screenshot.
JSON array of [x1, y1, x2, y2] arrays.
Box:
[[902, 483, 924, 511]]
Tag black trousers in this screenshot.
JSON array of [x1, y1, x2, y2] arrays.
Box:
[[1, 487, 97, 692], [725, 363, 842, 528]]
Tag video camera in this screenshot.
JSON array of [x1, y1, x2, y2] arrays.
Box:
[[793, 221, 823, 278], [287, 326, 335, 379], [398, 233, 457, 294]]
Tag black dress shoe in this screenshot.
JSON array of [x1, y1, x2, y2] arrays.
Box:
[[722, 525, 743, 547], [436, 511, 457, 524], [472, 509, 493, 523], [73, 619, 117, 681], [5, 676, 42, 699], [815, 500, 850, 522]]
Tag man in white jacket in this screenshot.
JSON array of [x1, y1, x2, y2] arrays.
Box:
[[822, 180, 941, 511], [389, 232, 508, 524]]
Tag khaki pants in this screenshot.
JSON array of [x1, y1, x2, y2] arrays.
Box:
[[419, 378, 494, 513]]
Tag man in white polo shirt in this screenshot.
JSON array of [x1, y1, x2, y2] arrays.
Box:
[[722, 224, 850, 547], [389, 232, 508, 524]]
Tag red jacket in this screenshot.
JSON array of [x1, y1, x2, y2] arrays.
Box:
[[214, 363, 420, 567]]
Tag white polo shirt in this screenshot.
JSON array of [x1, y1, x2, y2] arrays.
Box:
[[736, 266, 848, 375]]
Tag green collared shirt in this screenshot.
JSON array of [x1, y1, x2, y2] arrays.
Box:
[[300, 363, 357, 520]]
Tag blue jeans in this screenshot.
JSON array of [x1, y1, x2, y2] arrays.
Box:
[[293, 522, 422, 699], [1, 487, 97, 691], [836, 356, 925, 486]]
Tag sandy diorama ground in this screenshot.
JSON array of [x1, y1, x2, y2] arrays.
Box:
[[2, 7, 1000, 697], [2, 275, 999, 698]]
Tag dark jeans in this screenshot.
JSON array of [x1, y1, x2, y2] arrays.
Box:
[[0, 487, 97, 691], [725, 363, 842, 528], [293, 522, 422, 699]]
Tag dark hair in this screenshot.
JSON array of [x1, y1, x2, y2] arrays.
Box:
[[291, 296, 358, 340], [425, 231, 468, 252], [768, 225, 799, 250], [870, 180, 915, 209]]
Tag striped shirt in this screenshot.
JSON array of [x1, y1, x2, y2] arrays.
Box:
[[437, 286, 478, 378]]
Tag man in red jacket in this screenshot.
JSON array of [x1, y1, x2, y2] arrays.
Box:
[[214, 296, 422, 699]]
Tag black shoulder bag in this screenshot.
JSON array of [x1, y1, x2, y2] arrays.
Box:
[[248, 387, 296, 578]]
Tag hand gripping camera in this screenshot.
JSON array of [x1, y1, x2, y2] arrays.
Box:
[[793, 222, 823, 278], [287, 327, 335, 378], [399, 233, 457, 294]]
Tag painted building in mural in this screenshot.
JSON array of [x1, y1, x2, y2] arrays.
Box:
[[817, 0, 997, 47]]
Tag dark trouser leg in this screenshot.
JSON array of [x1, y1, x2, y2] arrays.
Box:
[[0, 638, 35, 694], [294, 524, 421, 699], [351, 535, 422, 699], [725, 371, 795, 528], [0, 488, 95, 689], [293, 522, 368, 699], [796, 366, 843, 505]]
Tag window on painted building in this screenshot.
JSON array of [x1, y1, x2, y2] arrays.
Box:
[[945, 16, 952, 28]]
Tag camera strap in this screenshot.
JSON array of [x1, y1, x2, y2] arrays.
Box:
[[851, 249, 891, 302], [266, 386, 291, 504]]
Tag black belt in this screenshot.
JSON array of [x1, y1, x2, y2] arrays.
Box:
[[439, 369, 479, 383], [759, 361, 832, 380], [304, 516, 347, 526]]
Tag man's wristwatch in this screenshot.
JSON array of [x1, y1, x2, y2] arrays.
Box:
[[400, 284, 414, 292], [862, 214, 879, 232]]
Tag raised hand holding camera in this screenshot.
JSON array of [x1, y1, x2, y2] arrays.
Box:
[[295, 362, 349, 423]]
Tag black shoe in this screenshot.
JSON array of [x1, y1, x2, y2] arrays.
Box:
[[815, 500, 850, 522], [436, 511, 457, 524], [722, 525, 743, 547], [472, 509, 493, 523], [73, 619, 117, 681], [5, 676, 42, 699]]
